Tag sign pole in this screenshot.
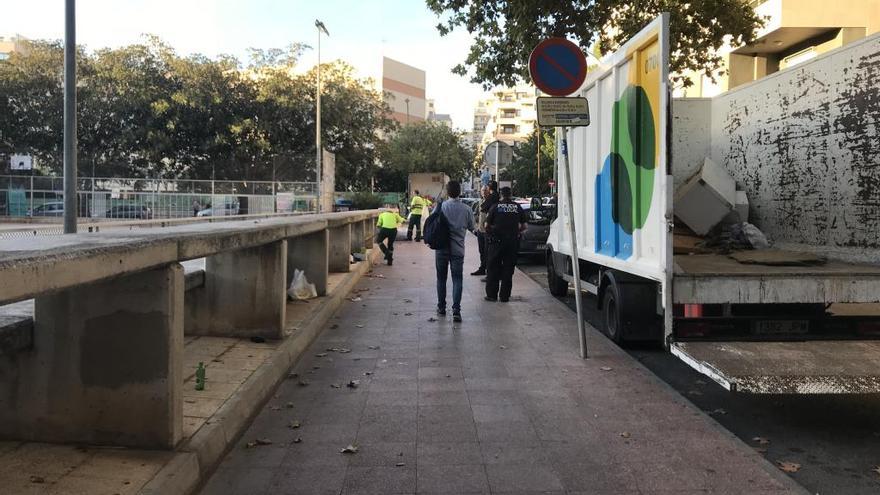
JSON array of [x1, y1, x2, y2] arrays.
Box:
[[62, 0, 77, 234], [561, 128, 587, 358], [494, 141, 499, 180]]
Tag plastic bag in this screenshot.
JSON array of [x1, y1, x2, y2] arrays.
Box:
[[287, 269, 317, 300]]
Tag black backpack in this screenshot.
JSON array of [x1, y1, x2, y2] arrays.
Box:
[[422, 201, 450, 250]]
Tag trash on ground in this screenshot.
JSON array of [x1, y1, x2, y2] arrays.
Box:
[[776, 461, 801, 473], [29, 476, 45, 484], [245, 438, 273, 448], [340, 444, 359, 454], [327, 347, 351, 353], [347, 380, 360, 388], [752, 436, 770, 445], [316, 352, 328, 357], [288, 269, 318, 300], [288, 420, 302, 429], [620, 432, 631, 439], [349, 296, 363, 302], [292, 438, 302, 444], [599, 366, 613, 371], [396, 462, 405, 467]]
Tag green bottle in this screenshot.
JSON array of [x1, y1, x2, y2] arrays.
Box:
[[195, 362, 206, 391]]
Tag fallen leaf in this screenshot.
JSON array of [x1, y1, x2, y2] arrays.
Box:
[[777, 461, 801, 473], [297, 380, 310, 387], [292, 438, 302, 444], [403, 299, 413, 303], [620, 432, 631, 439], [331, 383, 341, 389], [349, 297, 363, 302], [347, 380, 360, 388], [427, 317, 438, 322], [708, 408, 727, 416], [364, 372, 373, 376], [395, 462, 406, 467], [330, 324, 339, 329], [404, 312, 413, 316], [288, 420, 302, 429], [499, 345, 507, 350], [245, 438, 273, 448], [315, 353, 328, 358], [752, 436, 770, 445], [600, 366, 613, 371], [29, 476, 45, 484], [687, 390, 703, 396], [356, 324, 365, 328], [368, 345, 380, 350], [340, 444, 359, 454], [312, 366, 321, 370], [269, 405, 281, 411], [287, 372, 299, 379]]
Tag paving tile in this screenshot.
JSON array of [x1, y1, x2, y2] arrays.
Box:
[[267, 465, 347, 495], [417, 464, 490, 493], [485, 463, 565, 493], [342, 466, 416, 495], [200, 466, 274, 495], [471, 404, 529, 422], [418, 389, 470, 406], [475, 421, 541, 445], [417, 442, 483, 466], [417, 404, 474, 424]]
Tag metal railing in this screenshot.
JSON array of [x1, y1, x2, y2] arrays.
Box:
[[0, 175, 318, 220]]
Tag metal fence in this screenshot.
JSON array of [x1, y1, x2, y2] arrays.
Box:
[[0, 175, 318, 219]]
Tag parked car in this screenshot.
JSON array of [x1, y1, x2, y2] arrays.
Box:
[[105, 205, 153, 220], [28, 202, 65, 217], [197, 201, 240, 217], [519, 201, 555, 256]]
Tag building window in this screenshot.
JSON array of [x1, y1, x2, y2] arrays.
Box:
[[501, 109, 517, 118], [501, 125, 517, 134]]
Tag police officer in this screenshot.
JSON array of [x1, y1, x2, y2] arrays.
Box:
[[406, 189, 427, 241], [376, 206, 406, 265], [484, 187, 527, 302]]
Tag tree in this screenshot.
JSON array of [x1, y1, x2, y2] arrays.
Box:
[[502, 129, 555, 196], [380, 122, 473, 192], [426, 0, 764, 89]]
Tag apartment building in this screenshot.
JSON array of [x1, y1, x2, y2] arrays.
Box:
[[676, 0, 880, 97], [0, 35, 29, 60], [475, 85, 539, 148], [381, 57, 426, 125]]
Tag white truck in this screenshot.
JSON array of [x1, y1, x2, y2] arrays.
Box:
[[546, 15, 880, 393]]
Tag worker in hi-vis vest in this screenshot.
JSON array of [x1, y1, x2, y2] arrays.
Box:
[[376, 206, 406, 266], [407, 189, 427, 241]]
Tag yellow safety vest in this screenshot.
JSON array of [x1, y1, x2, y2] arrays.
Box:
[[377, 211, 404, 229], [410, 195, 426, 215]]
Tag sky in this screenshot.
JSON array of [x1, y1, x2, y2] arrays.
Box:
[[1, 0, 486, 130]]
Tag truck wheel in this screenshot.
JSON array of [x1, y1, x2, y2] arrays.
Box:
[[602, 283, 623, 343], [547, 251, 569, 297]]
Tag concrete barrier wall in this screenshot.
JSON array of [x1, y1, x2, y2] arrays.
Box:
[[0, 210, 381, 449]]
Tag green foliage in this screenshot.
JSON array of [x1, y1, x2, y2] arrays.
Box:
[[426, 0, 764, 89], [0, 37, 396, 187], [349, 191, 383, 210], [380, 121, 472, 192], [502, 129, 555, 196]]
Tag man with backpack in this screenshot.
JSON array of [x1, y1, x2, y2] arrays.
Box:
[[423, 180, 474, 322]]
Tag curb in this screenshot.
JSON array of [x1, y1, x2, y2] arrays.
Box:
[[139, 255, 375, 495], [524, 270, 811, 495]]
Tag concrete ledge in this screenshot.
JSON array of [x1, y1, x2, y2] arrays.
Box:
[[142, 254, 376, 495]]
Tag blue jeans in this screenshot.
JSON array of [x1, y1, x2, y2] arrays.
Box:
[[435, 249, 464, 312]]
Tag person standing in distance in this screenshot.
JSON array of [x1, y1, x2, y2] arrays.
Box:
[[470, 185, 490, 276], [375, 206, 406, 266], [435, 181, 475, 322], [406, 189, 427, 241], [484, 187, 527, 302]]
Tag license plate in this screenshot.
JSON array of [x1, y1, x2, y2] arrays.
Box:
[[753, 320, 809, 335]]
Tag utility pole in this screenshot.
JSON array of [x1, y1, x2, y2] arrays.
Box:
[[315, 19, 329, 213], [62, 0, 77, 233]]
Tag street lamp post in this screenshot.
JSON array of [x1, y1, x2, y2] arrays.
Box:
[[62, 0, 77, 233], [315, 19, 329, 212], [404, 98, 410, 125]]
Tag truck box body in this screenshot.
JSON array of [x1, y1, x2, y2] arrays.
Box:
[[547, 17, 880, 393]]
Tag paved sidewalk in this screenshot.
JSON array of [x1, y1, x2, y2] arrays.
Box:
[[199, 233, 804, 495]]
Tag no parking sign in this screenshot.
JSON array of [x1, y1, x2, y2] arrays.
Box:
[[528, 38, 588, 96]]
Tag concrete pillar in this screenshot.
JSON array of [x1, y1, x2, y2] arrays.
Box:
[[350, 220, 365, 254], [287, 230, 329, 296], [0, 264, 184, 448], [363, 219, 374, 249], [328, 224, 351, 273], [187, 240, 287, 339]]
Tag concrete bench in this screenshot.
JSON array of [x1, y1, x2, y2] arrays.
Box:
[[0, 211, 379, 449]]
